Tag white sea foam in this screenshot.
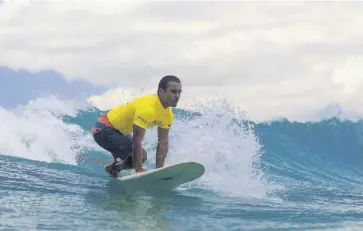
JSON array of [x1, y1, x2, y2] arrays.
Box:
[[142, 99, 271, 198], [0, 96, 97, 165], [0, 94, 272, 198]]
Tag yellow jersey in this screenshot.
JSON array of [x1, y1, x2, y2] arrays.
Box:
[[106, 94, 174, 135]]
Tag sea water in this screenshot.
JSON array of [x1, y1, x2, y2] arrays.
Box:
[[1, 96, 363, 231]]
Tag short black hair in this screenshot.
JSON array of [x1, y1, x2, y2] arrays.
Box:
[[158, 75, 181, 92]]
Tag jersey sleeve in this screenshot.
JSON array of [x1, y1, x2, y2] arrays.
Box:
[[133, 108, 152, 129], [158, 109, 174, 129]]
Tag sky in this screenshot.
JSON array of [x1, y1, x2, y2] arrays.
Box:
[[1, 1, 363, 121]]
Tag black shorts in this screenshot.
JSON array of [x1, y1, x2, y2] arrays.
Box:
[[92, 121, 132, 161]]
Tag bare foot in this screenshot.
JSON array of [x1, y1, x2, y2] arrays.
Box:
[[104, 163, 119, 178]]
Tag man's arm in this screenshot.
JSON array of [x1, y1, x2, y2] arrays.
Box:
[[156, 127, 169, 168], [132, 109, 152, 173], [132, 124, 146, 173]]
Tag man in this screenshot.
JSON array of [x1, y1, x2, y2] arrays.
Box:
[[91, 75, 182, 178]]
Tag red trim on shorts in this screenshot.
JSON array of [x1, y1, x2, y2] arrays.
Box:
[[91, 114, 114, 133]]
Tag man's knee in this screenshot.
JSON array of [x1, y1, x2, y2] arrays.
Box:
[[124, 149, 147, 164], [142, 149, 147, 162]]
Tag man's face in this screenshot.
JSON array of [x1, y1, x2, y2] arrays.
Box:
[[161, 81, 182, 107]]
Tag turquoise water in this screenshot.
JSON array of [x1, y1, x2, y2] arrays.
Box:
[[1, 97, 363, 230]]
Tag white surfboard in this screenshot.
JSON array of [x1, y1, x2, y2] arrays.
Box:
[[118, 161, 205, 190]]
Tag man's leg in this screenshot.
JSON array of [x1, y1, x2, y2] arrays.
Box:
[[113, 134, 148, 172], [92, 128, 120, 178], [93, 127, 147, 178], [114, 142, 148, 172]]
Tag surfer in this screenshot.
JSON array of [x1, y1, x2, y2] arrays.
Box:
[[90, 75, 182, 178]]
